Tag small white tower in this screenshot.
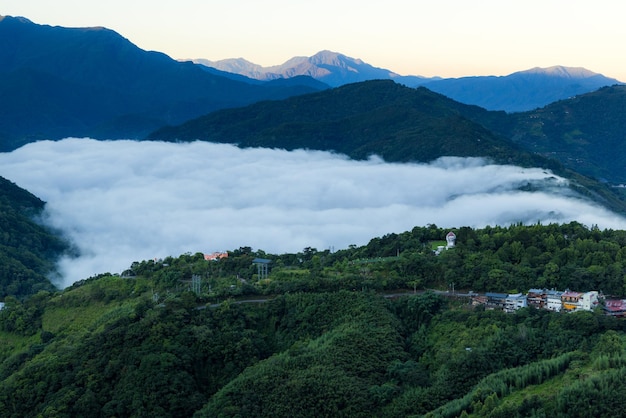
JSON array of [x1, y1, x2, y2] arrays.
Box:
[[446, 231, 456, 249]]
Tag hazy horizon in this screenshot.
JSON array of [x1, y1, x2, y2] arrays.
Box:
[[1, 138, 626, 288]]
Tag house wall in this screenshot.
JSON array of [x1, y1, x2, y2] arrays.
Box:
[[546, 300, 561, 312]]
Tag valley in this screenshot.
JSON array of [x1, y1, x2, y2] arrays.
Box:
[[1, 13, 626, 418]]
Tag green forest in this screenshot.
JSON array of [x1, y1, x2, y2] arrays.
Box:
[[3, 222, 626, 416], [0, 176, 71, 298]]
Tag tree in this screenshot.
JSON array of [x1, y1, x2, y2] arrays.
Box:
[[593, 330, 624, 357]]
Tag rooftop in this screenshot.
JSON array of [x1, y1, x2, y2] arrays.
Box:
[[604, 299, 626, 312]]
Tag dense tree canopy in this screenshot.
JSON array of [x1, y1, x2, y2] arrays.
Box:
[[0, 176, 71, 298], [122, 222, 626, 300], [2, 222, 626, 416]]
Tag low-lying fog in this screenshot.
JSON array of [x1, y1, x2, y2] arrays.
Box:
[[2, 138, 625, 288]]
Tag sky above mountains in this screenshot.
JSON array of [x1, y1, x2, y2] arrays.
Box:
[[3, 0, 625, 81], [1, 139, 626, 287]]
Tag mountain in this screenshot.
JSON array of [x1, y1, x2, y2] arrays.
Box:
[[174, 72, 626, 187], [193, 50, 435, 87], [147, 79, 626, 213], [195, 52, 621, 112], [0, 16, 326, 151], [196, 63, 331, 90], [476, 85, 626, 184], [0, 176, 70, 298], [2, 224, 626, 416], [422, 66, 623, 112], [148, 80, 537, 165]]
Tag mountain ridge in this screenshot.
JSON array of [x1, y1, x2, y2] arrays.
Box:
[[147, 80, 523, 163], [487, 85, 626, 183], [0, 15, 327, 150], [1, 14, 620, 149], [423, 66, 622, 112], [3, 15, 626, 207], [192, 50, 433, 88], [520, 65, 600, 78], [194, 51, 622, 112], [147, 79, 626, 213]]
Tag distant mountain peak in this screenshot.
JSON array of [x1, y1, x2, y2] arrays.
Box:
[[516, 65, 602, 79], [193, 50, 428, 87], [208, 57, 263, 72], [422, 65, 622, 112], [309, 50, 365, 66], [0, 15, 34, 24]]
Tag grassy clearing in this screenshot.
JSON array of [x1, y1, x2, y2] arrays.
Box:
[[42, 301, 137, 336], [430, 240, 447, 250], [0, 331, 36, 358]]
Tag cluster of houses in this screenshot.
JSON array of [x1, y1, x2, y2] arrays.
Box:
[[469, 289, 626, 316], [438, 231, 626, 318]]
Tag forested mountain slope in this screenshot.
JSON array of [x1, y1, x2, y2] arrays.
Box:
[[148, 80, 548, 167], [148, 80, 626, 186], [489, 85, 626, 184], [0, 16, 324, 150], [2, 223, 626, 416], [148, 80, 626, 214], [0, 176, 70, 298]]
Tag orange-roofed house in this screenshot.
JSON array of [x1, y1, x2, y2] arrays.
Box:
[[204, 252, 229, 261]]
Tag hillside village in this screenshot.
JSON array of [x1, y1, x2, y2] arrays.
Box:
[[466, 287, 626, 318], [432, 230, 625, 318], [194, 230, 626, 319], [471, 289, 599, 314]]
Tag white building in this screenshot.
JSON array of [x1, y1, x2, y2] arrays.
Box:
[[580, 291, 600, 311], [561, 290, 599, 312], [546, 290, 563, 312], [446, 231, 456, 248], [504, 293, 527, 313]]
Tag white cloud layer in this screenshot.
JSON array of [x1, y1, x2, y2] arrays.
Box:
[[1, 138, 625, 288]]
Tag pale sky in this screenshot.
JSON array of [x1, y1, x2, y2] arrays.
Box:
[[2, 1, 625, 80]]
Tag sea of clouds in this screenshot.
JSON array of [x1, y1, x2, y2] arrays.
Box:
[[1, 138, 626, 288]]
